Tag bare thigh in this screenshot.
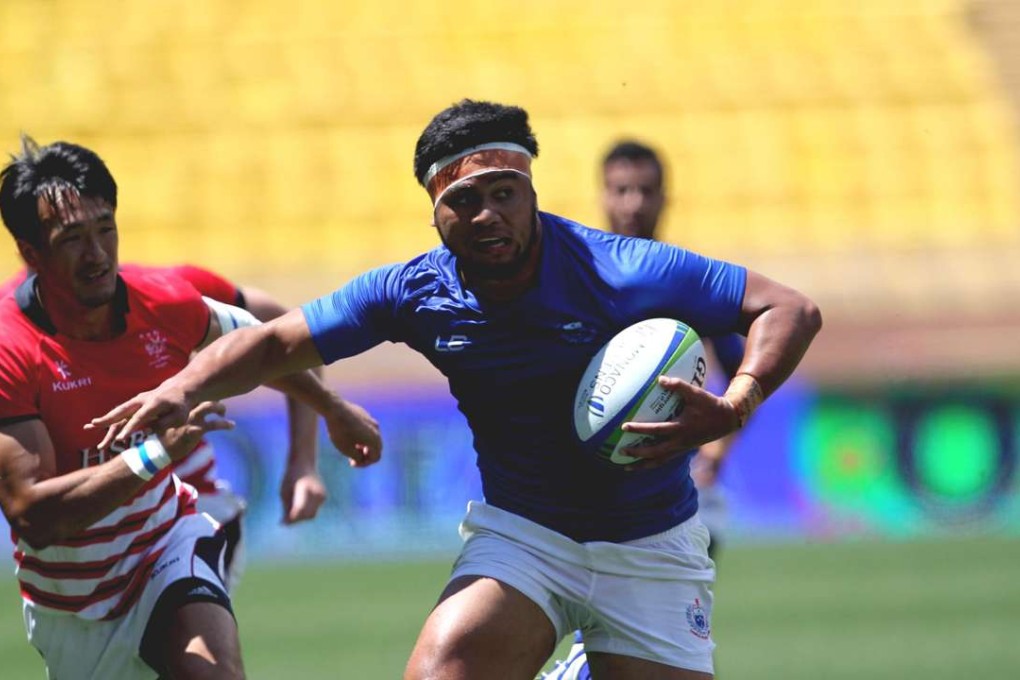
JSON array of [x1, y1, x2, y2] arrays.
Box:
[[404, 575, 558, 680], [587, 651, 713, 680], [164, 601, 245, 680]]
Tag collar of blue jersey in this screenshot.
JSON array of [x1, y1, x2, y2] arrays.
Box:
[[16, 272, 130, 336]]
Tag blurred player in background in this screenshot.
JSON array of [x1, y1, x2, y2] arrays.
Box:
[[1, 263, 331, 591], [543, 139, 747, 679], [90, 100, 821, 680], [601, 138, 744, 559], [0, 137, 380, 679]]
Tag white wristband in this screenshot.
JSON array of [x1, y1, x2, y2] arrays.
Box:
[[121, 437, 173, 481]]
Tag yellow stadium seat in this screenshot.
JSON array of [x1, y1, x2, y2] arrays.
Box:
[[0, 0, 1016, 320]]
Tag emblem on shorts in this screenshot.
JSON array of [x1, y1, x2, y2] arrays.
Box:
[[686, 598, 710, 639]]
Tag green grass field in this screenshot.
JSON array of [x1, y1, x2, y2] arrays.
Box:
[[1, 535, 1018, 678]]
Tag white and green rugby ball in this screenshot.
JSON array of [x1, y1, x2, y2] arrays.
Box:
[[574, 318, 707, 465]]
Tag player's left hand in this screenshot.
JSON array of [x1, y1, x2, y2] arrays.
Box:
[[280, 462, 327, 525], [158, 400, 236, 461], [324, 398, 382, 468], [87, 378, 194, 450], [619, 376, 740, 471]]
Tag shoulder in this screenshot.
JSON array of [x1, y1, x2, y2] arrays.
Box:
[[0, 295, 34, 336], [0, 285, 43, 348], [0, 268, 27, 297], [354, 249, 459, 304], [540, 211, 677, 278], [120, 268, 205, 310], [123, 263, 240, 306], [0, 298, 40, 381], [540, 211, 662, 259]]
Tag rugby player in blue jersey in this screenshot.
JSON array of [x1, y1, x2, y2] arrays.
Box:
[[92, 100, 822, 680]]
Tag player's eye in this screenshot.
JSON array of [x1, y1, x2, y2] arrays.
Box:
[[447, 191, 478, 208]]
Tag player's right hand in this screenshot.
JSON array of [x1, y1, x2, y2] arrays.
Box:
[[324, 398, 382, 468], [86, 379, 194, 451], [619, 376, 740, 471], [280, 463, 327, 525], [159, 401, 235, 460]]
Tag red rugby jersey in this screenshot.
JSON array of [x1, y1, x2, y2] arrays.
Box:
[[2, 264, 242, 497], [0, 269, 211, 619]]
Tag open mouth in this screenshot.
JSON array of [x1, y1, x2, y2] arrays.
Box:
[[473, 236, 512, 253], [79, 267, 111, 283]]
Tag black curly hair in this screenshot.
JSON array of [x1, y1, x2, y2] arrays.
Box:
[[413, 99, 539, 186]]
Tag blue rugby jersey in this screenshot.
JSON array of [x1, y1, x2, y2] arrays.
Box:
[[302, 212, 746, 542]]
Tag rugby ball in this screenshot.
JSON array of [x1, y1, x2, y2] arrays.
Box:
[[574, 318, 707, 465]]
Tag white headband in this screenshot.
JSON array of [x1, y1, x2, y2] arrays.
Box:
[[423, 142, 533, 188]]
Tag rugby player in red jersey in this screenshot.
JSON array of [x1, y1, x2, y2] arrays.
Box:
[[2, 263, 337, 590], [0, 137, 381, 679]]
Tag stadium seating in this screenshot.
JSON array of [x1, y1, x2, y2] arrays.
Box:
[[0, 0, 1018, 324]]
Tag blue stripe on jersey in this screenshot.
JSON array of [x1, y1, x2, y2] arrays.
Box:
[[302, 212, 746, 542]]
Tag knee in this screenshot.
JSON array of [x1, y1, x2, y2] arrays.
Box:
[[404, 632, 459, 680]]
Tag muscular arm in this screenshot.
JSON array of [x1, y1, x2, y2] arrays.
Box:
[[93, 305, 381, 467], [194, 309, 329, 409], [731, 270, 822, 396], [734, 271, 820, 395], [0, 420, 146, 549], [94, 309, 330, 441]]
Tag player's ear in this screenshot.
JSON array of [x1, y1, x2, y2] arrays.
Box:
[[16, 239, 41, 269]]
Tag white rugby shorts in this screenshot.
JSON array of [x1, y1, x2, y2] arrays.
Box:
[[23, 513, 232, 680], [450, 501, 717, 674], [196, 485, 247, 592]]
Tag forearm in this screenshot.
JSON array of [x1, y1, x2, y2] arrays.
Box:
[[266, 364, 343, 424], [735, 298, 821, 397], [15, 457, 147, 548], [176, 323, 318, 406], [283, 366, 323, 469], [724, 289, 822, 427]]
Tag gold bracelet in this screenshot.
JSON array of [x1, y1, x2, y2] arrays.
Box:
[[723, 374, 765, 428]]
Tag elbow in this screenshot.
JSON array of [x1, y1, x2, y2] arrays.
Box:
[[9, 514, 56, 550], [19, 530, 55, 551], [802, 297, 823, 338], [7, 500, 58, 550]]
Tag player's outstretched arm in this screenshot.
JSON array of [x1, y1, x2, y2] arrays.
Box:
[[91, 309, 321, 438], [1, 405, 233, 548], [202, 296, 382, 471], [89, 309, 383, 468]]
